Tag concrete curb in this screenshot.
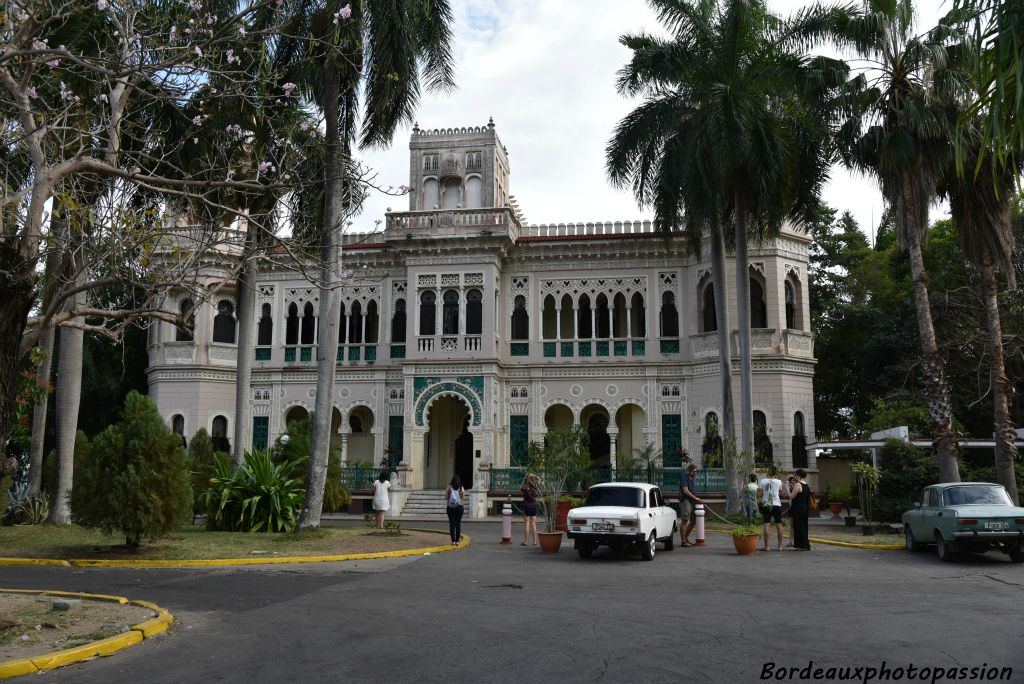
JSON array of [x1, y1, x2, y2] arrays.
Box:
[[0, 589, 173, 680], [705, 528, 903, 551], [0, 528, 470, 569]]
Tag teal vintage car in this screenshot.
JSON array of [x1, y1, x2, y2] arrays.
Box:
[[902, 482, 1024, 563]]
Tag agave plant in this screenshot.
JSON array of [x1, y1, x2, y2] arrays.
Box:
[[204, 450, 306, 533]]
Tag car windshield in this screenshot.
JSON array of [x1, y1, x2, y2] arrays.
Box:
[[942, 485, 1012, 507], [585, 487, 644, 508]]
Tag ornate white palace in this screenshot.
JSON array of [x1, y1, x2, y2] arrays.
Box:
[[147, 121, 817, 517]]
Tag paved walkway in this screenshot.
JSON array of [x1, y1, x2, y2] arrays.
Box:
[[1, 522, 1020, 683]]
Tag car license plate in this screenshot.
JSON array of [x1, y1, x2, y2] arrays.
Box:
[[985, 522, 1009, 530], [592, 522, 614, 532]]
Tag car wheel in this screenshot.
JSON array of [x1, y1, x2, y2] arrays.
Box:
[[641, 532, 656, 561], [1008, 543, 1024, 564], [577, 543, 593, 559], [904, 525, 922, 552], [935, 531, 956, 562], [663, 533, 674, 551]]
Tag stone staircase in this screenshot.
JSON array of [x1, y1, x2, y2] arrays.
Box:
[[397, 489, 449, 519]]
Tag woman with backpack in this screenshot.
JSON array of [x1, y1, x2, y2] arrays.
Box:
[[445, 475, 466, 544]]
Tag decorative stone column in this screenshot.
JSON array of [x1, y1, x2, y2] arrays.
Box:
[[339, 432, 350, 467], [608, 428, 620, 469], [471, 462, 490, 518]]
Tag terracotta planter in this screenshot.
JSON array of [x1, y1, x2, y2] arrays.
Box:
[[828, 502, 844, 519], [732, 533, 760, 556], [556, 501, 572, 532], [538, 531, 563, 554]]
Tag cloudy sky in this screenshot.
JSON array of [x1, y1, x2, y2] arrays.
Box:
[[354, 0, 952, 240]]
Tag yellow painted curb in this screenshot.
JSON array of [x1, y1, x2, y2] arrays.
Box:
[[0, 558, 70, 567], [705, 528, 903, 551], [0, 589, 174, 680], [0, 528, 469, 569]]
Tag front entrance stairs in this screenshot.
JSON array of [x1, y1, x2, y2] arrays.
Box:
[[396, 489, 450, 519]]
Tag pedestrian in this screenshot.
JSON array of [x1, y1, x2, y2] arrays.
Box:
[[520, 474, 540, 546], [678, 463, 702, 546], [743, 473, 759, 522], [445, 475, 466, 544], [788, 469, 812, 550], [785, 476, 796, 548], [371, 470, 390, 529], [758, 466, 784, 552]]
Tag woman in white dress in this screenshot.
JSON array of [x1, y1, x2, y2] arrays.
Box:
[[371, 471, 391, 529]]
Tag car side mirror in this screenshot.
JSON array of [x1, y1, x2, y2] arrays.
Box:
[[912, 501, 921, 509]]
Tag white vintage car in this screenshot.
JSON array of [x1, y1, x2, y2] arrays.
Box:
[[565, 482, 678, 560]]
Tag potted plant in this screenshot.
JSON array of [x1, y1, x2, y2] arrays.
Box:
[[731, 523, 762, 555], [827, 483, 851, 520], [851, 462, 881, 535], [526, 426, 592, 553], [555, 495, 585, 532]]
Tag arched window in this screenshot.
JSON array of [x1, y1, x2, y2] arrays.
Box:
[[542, 295, 557, 339], [701, 283, 717, 333], [300, 302, 316, 344], [559, 294, 574, 339], [366, 300, 379, 343], [419, 291, 436, 336], [285, 303, 299, 345], [753, 410, 773, 465], [702, 412, 723, 467], [785, 279, 802, 330], [442, 290, 459, 335], [466, 289, 482, 335], [212, 300, 236, 343], [511, 295, 529, 340], [391, 299, 407, 343], [660, 292, 679, 337], [750, 278, 767, 328], [176, 298, 194, 342], [257, 304, 273, 346], [630, 292, 645, 338], [792, 411, 808, 468], [577, 295, 593, 338], [349, 301, 363, 343], [612, 293, 627, 337], [172, 414, 184, 435], [339, 302, 347, 344], [465, 176, 482, 209], [422, 178, 439, 209], [595, 294, 610, 338], [211, 415, 230, 453]]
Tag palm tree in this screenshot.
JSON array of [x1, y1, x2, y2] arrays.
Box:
[[941, 118, 1021, 503], [290, 0, 456, 529], [607, 0, 850, 509], [835, 0, 962, 482]]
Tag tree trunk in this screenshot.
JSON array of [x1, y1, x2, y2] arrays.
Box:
[[232, 233, 257, 464], [733, 195, 754, 470], [710, 223, 739, 512], [47, 269, 85, 524], [27, 325, 55, 496], [903, 208, 960, 483], [979, 245, 1019, 504], [299, 71, 345, 530]]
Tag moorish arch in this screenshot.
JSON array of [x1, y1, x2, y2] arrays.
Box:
[[543, 402, 575, 431], [614, 401, 648, 459], [580, 402, 611, 468]]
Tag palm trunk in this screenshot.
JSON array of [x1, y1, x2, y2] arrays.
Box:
[[47, 267, 85, 524], [232, 233, 257, 464], [27, 325, 54, 496], [903, 209, 960, 483], [979, 245, 1018, 503], [710, 223, 738, 512], [299, 71, 345, 529], [733, 195, 754, 473]]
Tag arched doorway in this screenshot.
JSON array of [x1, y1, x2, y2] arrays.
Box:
[[615, 404, 647, 461], [425, 395, 473, 489], [580, 404, 610, 468]]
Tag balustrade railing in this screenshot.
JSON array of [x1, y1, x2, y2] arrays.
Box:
[[338, 467, 380, 491], [488, 467, 726, 494]]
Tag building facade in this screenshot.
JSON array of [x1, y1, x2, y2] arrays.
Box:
[[147, 121, 817, 516]]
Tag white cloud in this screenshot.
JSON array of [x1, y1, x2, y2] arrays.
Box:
[[354, 0, 952, 240]]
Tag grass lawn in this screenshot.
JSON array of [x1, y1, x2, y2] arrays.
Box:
[[0, 525, 451, 561]]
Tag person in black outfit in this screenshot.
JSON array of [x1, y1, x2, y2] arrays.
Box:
[[788, 469, 812, 550]]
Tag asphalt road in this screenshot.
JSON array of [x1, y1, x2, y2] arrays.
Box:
[[2, 522, 1022, 684]]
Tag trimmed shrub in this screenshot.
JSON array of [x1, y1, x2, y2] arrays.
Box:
[[203, 449, 305, 533], [873, 439, 936, 522], [188, 428, 226, 516], [71, 391, 192, 549]]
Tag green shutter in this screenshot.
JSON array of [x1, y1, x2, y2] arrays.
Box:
[[387, 415, 404, 468], [252, 416, 269, 451], [510, 415, 529, 467], [662, 414, 683, 467]]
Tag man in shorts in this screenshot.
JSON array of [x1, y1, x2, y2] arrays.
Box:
[[758, 466, 784, 552], [679, 464, 702, 546]]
